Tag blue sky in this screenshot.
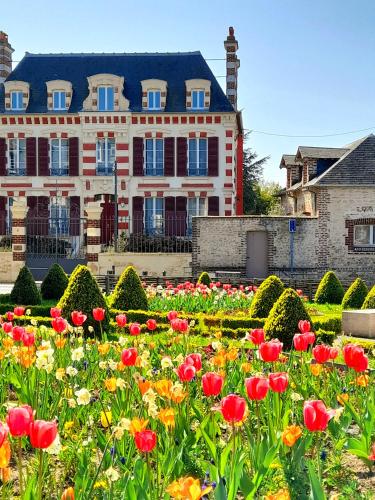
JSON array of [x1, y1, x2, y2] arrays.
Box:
[[2, 0, 375, 184]]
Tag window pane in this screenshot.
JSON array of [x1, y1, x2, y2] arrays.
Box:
[[18, 139, 26, 172], [98, 87, 106, 111], [154, 91, 161, 108], [155, 139, 163, 174], [60, 92, 66, 109], [51, 139, 59, 171], [354, 225, 370, 245], [198, 198, 205, 215], [145, 139, 153, 174], [148, 92, 154, 109], [108, 139, 115, 166], [11, 92, 22, 110], [61, 139, 69, 172], [9, 139, 17, 173], [188, 139, 197, 175], [199, 139, 207, 174], [198, 90, 204, 108], [106, 87, 114, 111], [192, 91, 197, 108]]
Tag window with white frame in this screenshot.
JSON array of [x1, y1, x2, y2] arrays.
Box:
[[145, 139, 164, 175], [191, 89, 205, 110], [145, 197, 164, 235], [49, 200, 70, 236], [8, 138, 26, 176], [96, 138, 115, 175], [53, 91, 66, 110], [354, 225, 375, 246], [188, 138, 207, 176], [51, 139, 69, 176], [147, 90, 161, 110], [187, 197, 206, 235], [98, 86, 114, 111], [10, 91, 24, 111]]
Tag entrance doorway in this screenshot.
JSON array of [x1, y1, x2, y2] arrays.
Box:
[[246, 231, 268, 278]]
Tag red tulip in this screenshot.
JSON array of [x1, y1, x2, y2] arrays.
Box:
[[71, 311, 87, 326], [202, 372, 224, 397], [170, 318, 189, 333], [177, 362, 196, 382], [298, 320, 311, 333], [167, 310, 178, 321], [343, 344, 369, 372], [185, 353, 202, 371], [6, 311, 14, 322], [6, 405, 34, 437], [50, 307, 62, 318], [312, 344, 331, 364], [245, 376, 269, 400], [134, 430, 156, 453], [247, 329, 265, 345], [329, 347, 339, 360], [269, 372, 289, 393], [259, 340, 283, 362], [22, 331, 35, 347], [52, 317, 68, 334], [303, 400, 331, 432], [29, 419, 58, 449], [293, 333, 310, 352], [116, 314, 127, 328], [2, 322, 12, 334], [93, 308, 105, 321], [220, 394, 247, 423], [13, 306, 25, 317], [305, 331, 316, 345], [12, 326, 25, 342], [129, 323, 141, 336], [0, 422, 8, 447], [121, 347, 138, 366], [146, 319, 157, 331]]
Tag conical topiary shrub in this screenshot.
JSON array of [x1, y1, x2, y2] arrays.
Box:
[[10, 266, 41, 305], [264, 287, 312, 350], [57, 265, 109, 336], [110, 266, 148, 311], [197, 272, 211, 287], [361, 285, 375, 309], [314, 271, 344, 304], [249, 275, 284, 318], [342, 278, 368, 309], [41, 263, 69, 301]]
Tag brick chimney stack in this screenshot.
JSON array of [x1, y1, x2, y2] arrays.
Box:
[[224, 26, 240, 110], [0, 32, 14, 83]]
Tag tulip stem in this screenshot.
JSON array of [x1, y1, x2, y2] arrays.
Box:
[[37, 448, 44, 500], [230, 425, 236, 489], [255, 401, 261, 443], [17, 438, 23, 498]]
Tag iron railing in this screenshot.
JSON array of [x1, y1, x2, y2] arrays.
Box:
[[0, 228, 12, 252]]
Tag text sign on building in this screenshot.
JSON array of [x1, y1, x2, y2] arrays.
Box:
[[289, 219, 296, 233]]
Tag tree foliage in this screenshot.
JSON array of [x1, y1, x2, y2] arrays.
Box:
[[314, 271, 344, 305], [249, 275, 284, 318], [41, 263, 69, 300], [342, 278, 368, 309], [110, 266, 148, 311], [10, 266, 41, 305]]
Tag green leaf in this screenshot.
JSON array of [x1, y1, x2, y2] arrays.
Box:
[[214, 477, 228, 500], [307, 460, 326, 500]]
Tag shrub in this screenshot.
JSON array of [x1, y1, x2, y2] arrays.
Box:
[[40, 263, 69, 300], [10, 266, 41, 305], [341, 278, 368, 309], [57, 265, 109, 336], [312, 316, 341, 334], [249, 275, 284, 318], [110, 266, 148, 311], [264, 288, 311, 349], [315, 329, 336, 345], [0, 304, 51, 317], [197, 272, 211, 287], [314, 271, 344, 304], [361, 285, 375, 309], [0, 293, 11, 304]]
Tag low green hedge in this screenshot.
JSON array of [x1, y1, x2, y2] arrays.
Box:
[[315, 329, 337, 345], [0, 294, 11, 304], [4, 316, 53, 327], [312, 316, 342, 334], [0, 304, 52, 317]]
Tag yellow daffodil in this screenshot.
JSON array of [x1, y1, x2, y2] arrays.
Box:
[[158, 408, 175, 429], [100, 410, 112, 428], [104, 377, 117, 392]]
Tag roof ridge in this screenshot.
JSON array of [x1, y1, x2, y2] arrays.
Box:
[[24, 51, 202, 58]]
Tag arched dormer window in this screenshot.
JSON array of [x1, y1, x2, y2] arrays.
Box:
[[185, 79, 211, 111], [83, 74, 129, 112], [46, 80, 72, 111], [4, 81, 30, 111], [141, 79, 167, 111]]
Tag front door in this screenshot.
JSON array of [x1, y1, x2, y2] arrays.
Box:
[[100, 195, 115, 246], [246, 231, 268, 278]]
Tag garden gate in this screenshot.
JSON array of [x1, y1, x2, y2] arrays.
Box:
[[246, 230, 268, 278]]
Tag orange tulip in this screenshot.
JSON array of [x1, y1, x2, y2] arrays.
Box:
[[98, 343, 110, 356], [128, 418, 149, 437], [166, 476, 212, 500], [310, 363, 322, 376], [54, 337, 67, 349], [0, 440, 11, 468], [265, 489, 291, 500], [337, 393, 349, 405], [138, 379, 152, 396], [61, 486, 75, 499], [0, 467, 10, 483], [356, 374, 369, 387], [104, 378, 117, 393], [158, 408, 175, 429], [154, 379, 172, 399], [282, 425, 302, 447]]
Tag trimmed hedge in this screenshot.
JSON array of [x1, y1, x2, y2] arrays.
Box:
[[312, 316, 342, 334], [0, 304, 52, 317], [361, 285, 375, 310], [0, 294, 11, 304], [342, 278, 368, 309], [249, 275, 284, 318], [10, 266, 41, 305], [314, 271, 344, 304], [57, 265, 109, 336], [264, 288, 311, 349], [110, 266, 148, 311], [197, 272, 211, 287], [41, 263, 68, 300], [315, 329, 336, 345]]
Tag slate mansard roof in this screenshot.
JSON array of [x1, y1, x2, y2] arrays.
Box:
[[0, 51, 234, 113]]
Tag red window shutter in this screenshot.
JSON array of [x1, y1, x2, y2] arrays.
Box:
[[165, 196, 176, 236], [37, 196, 50, 235], [70, 196, 80, 236], [0, 139, 6, 176], [26, 138, 37, 176], [177, 137, 187, 176], [132, 196, 144, 234], [69, 137, 79, 176], [176, 196, 187, 236], [208, 196, 219, 216], [208, 137, 219, 176], [133, 138, 144, 176], [0, 196, 7, 235], [38, 138, 49, 176], [164, 138, 175, 176]]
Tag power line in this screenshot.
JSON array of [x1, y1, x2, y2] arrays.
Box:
[[244, 126, 375, 138]]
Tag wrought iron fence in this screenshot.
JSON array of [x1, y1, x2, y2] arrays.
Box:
[[0, 229, 12, 252], [101, 216, 192, 253], [26, 218, 86, 258]]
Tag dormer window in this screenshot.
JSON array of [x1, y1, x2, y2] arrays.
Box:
[[98, 86, 114, 111], [185, 79, 211, 110], [148, 90, 161, 110], [11, 91, 24, 110], [191, 90, 205, 110], [53, 91, 66, 110]]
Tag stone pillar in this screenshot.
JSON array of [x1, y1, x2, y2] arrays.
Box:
[[85, 202, 103, 275], [10, 199, 28, 280]]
